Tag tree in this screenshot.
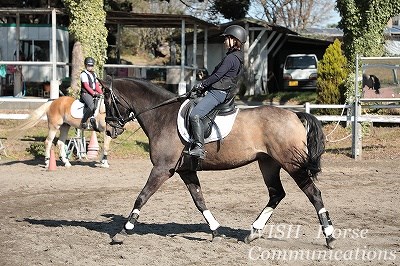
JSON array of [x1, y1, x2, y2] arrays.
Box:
[[63, 0, 108, 93], [212, 0, 250, 20], [251, 0, 336, 30], [317, 39, 348, 110], [337, 0, 400, 70]]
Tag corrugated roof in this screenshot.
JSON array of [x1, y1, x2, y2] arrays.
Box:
[[106, 11, 218, 29]]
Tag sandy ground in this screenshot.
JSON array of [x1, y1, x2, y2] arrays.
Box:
[[0, 152, 399, 266]]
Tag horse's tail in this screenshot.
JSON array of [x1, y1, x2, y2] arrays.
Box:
[[295, 112, 325, 180], [7, 100, 53, 139]]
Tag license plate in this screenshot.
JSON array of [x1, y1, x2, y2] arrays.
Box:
[[289, 81, 298, 86]]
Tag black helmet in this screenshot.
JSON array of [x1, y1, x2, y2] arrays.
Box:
[[221, 25, 247, 44], [84, 57, 95, 66]]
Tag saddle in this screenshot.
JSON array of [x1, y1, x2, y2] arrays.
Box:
[[70, 99, 101, 119], [177, 97, 239, 143]]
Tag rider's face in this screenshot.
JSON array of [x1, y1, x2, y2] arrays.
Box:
[[86, 65, 94, 72], [224, 36, 232, 49]]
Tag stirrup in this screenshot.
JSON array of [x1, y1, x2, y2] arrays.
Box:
[[188, 146, 205, 159], [81, 122, 88, 129]]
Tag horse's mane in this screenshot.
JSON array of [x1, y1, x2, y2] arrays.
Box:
[[117, 78, 177, 100]]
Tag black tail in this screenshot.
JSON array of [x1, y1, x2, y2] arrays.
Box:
[[295, 112, 325, 180]]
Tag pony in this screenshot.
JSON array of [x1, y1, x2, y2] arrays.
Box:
[[14, 96, 111, 168], [102, 78, 336, 249]]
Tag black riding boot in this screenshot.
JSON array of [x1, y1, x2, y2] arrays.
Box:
[[81, 110, 92, 129], [189, 115, 205, 159]]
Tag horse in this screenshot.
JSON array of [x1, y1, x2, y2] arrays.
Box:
[[14, 96, 111, 168], [102, 77, 336, 249]]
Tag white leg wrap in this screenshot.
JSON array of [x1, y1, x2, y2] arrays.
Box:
[[318, 208, 334, 236], [252, 207, 274, 230], [203, 210, 220, 231], [125, 209, 140, 230], [125, 221, 134, 230]]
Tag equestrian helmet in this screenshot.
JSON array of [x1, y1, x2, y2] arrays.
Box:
[[221, 25, 247, 44], [84, 57, 95, 66]]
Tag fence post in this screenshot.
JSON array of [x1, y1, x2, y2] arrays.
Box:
[[305, 102, 310, 113], [351, 54, 362, 160]]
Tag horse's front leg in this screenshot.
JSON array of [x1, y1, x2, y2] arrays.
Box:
[[57, 124, 71, 168], [99, 133, 111, 168], [111, 166, 172, 244], [180, 171, 224, 242]]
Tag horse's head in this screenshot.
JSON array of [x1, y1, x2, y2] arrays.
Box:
[[102, 78, 135, 139]]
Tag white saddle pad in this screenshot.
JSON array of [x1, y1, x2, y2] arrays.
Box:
[[177, 99, 239, 144], [71, 100, 85, 118], [70, 100, 100, 119]]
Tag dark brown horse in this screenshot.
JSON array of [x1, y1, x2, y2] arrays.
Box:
[[102, 78, 335, 248]]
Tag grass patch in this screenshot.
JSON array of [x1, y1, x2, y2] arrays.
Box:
[[0, 120, 150, 160]]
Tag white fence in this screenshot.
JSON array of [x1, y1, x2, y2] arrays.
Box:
[[1, 98, 399, 160]]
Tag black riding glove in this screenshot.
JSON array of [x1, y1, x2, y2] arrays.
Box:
[[192, 82, 205, 92]]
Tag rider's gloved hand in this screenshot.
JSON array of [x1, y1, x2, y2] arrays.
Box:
[[192, 82, 205, 92], [93, 92, 100, 97]]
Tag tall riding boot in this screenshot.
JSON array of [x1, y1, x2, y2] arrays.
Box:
[[81, 110, 92, 129], [189, 115, 205, 159]]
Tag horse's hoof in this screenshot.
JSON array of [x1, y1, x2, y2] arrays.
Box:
[[110, 229, 128, 245], [65, 162, 72, 168], [244, 229, 263, 244], [100, 160, 109, 168], [326, 235, 336, 249], [211, 230, 226, 242]]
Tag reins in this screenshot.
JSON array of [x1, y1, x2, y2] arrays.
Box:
[[133, 93, 188, 118], [98, 78, 190, 128]]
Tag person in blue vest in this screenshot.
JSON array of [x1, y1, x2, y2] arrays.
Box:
[[80, 57, 103, 129], [188, 25, 246, 159]]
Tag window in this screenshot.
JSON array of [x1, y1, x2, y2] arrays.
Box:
[[285, 56, 317, 70], [20, 40, 50, 61]]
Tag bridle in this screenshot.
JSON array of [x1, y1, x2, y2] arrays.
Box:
[[103, 82, 135, 132], [101, 79, 190, 132]]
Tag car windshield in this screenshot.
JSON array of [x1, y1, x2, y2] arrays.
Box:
[[285, 56, 317, 70]]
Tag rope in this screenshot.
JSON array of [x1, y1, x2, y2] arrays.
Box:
[[108, 123, 142, 149], [325, 100, 352, 143]]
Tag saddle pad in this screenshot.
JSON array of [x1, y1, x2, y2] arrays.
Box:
[[177, 99, 239, 143], [70, 100, 100, 119], [71, 100, 85, 118]]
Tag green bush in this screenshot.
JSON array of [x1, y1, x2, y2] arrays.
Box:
[[317, 39, 349, 114]]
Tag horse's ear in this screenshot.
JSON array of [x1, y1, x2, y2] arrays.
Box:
[[99, 75, 113, 92], [104, 75, 113, 91], [105, 75, 112, 84]]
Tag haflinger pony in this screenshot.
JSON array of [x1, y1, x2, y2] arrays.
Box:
[[15, 96, 111, 168], [102, 78, 335, 249]]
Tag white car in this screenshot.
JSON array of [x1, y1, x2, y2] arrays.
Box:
[[283, 54, 318, 90]]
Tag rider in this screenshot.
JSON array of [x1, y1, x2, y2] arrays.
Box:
[[80, 57, 103, 129], [188, 25, 246, 159]]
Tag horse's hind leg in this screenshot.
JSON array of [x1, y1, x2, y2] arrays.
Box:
[[245, 157, 285, 243], [179, 171, 224, 241], [290, 170, 335, 249], [44, 128, 57, 168], [57, 124, 71, 167]]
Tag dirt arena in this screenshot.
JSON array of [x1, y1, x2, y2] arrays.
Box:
[[0, 150, 399, 265]]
